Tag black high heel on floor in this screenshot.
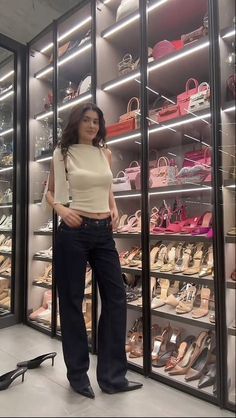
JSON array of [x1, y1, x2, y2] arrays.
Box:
[[17, 352, 57, 369], [0, 367, 27, 390]]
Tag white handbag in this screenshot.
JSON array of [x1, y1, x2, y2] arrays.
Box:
[[116, 0, 139, 22], [77, 74, 91, 96], [112, 170, 131, 192], [189, 82, 210, 112]]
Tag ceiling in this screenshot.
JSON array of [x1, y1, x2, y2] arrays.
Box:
[[0, 0, 83, 44]]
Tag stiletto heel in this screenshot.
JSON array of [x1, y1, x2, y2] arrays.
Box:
[[0, 367, 27, 390], [17, 352, 57, 369]]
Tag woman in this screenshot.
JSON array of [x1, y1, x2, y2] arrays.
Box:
[[46, 103, 142, 398]]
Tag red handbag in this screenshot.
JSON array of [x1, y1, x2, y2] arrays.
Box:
[[106, 119, 135, 138], [177, 78, 199, 116], [152, 40, 176, 60], [157, 101, 180, 122]]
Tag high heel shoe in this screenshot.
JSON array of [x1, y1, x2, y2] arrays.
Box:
[[183, 243, 204, 275], [0, 367, 27, 390], [192, 287, 211, 319], [17, 352, 57, 369], [198, 246, 214, 278]]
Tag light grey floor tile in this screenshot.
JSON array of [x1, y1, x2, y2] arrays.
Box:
[[0, 324, 234, 418]]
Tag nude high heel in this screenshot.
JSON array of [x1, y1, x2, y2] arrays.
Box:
[[176, 284, 197, 314], [198, 246, 214, 278], [192, 287, 211, 319], [183, 243, 204, 275], [151, 279, 170, 309]]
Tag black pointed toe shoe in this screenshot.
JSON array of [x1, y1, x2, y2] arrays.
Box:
[[101, 380, 143, 394], [70, 383, 95, 399], [16, 352, 57, 369], [0, 367, 27, 390]]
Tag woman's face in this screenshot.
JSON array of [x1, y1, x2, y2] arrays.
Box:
[[78, 110, 100, 143]]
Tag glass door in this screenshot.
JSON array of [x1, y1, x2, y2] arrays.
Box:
[[146, 0, 216, 401], [97, 0, 143, 371], [27, 27, 54, 334], [0, 48, 14, 317], [218, 0, 236, 409]]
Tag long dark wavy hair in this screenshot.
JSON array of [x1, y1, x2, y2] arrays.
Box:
[[58, 102, 107, 157]]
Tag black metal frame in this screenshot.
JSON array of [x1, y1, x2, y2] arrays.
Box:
[[0, 33, 27, 328], [21, 0, 234, 411]]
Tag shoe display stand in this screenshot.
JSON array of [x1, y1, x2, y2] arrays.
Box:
[[19, 0, 235, 412], [218, 0, 236, 411], [27, 3, 94, 344]]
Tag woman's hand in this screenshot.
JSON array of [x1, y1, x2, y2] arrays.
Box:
[[110, 206, 119, 231], [58, 206, 82, 228]]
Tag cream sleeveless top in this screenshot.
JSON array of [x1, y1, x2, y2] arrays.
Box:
[[53, 144, 113, 213]]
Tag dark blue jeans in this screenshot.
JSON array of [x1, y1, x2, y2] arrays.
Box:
[[55, 216, 128, 391]]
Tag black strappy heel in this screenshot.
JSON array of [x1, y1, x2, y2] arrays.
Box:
[[16, 352, 57, 369], [0, 367, 27, 390]]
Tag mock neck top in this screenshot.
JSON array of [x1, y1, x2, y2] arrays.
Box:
[[52, 144, 112, 213]]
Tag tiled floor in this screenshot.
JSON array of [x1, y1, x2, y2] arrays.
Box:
[[0, 324, 234, 417]]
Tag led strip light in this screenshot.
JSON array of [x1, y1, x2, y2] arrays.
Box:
[[35, 156, 52, 162], [0, 166, 13, 173], [103, 0, 168, 38], [0, 128, 13, 136], [0, 90, 14, 102], [114, 185, 212, 199], [222, 29, 236, 39], [223, 105, 236, 113], [35, 93, 92, 120], [0, 70, 14, 82], [36, 43, 91, 79], [40, 16, 92, 53]]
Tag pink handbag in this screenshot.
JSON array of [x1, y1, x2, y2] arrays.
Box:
[[177, 147, 212, 183], [150, 156, 170, 188], [152, 40, 176, 60], [124, 161, 141, 188], [177, 78, 199, 116]]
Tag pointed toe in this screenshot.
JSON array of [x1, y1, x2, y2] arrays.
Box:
[[71, 384, 95, 399]]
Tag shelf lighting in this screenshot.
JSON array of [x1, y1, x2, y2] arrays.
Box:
[[0, 128, 13, 136], [0, 70, 14, 82], [0, 166, 13, 173], [148, 41, 209, 73], [35, 110, 53, 121], [59, 93, 92, 111], [40, 16, 92, 53], [223, 106, 236, 113], [227, 184, 236, 189], [147, 0, 169, 12], [102, 14, 140, 38], [102, 0, 169, 38], [0, 90, 14, 102], [222, 29, 236, 39], [103, 71, 140, 91], [36, 43, 91, 79], [115, 193, 141, 199], [0, 205, 12, 209], [149, 186, 212, 196], [35, 93, 92, 120], [104, 42, 209, 91], [149, 113, 211, 133], [106, 132, 141, 145], [36, 156, 52, 162], [103, 0, 111, 4]]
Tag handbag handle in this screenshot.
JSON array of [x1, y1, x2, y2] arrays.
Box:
[[203, 146, 211, 162], [127, 97, 140, 112], [115, 170, 127, 178], [121, 53, 133, 64], [129, 160, 140, 168], [157, 156, 170, 168], [198, 82, 210, 92], [185, 78, 199, 95]]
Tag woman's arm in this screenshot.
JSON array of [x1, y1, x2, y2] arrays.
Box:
[[46, 160, 82, 227]]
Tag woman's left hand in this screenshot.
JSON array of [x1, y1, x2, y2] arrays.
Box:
[[111, 207, 119, 231]]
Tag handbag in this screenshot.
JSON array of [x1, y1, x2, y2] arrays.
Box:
[[49, 41, 70, 63], [152, 40, 176, 60], [124, 161, 141, 188], [177, 78, 199, 116], [181, 25, 207, 46], [177, 147, 211, 183], [77, 74, 91, 95], [116, 0, 139, 22], [189, 82, 210, 112], [226, 74, 236, 100], [118, 53, 139, 76], [119, 97, 140, 127], [149, 156, 170, 188], [157, 101, 181, 122], [112, 170, 131, 192]]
